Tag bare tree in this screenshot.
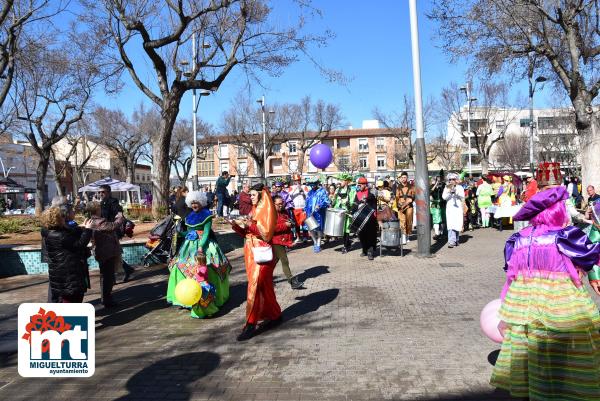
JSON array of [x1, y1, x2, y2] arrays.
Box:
[[170, 118, 213, 186], [493, 132, 530, 172], [81, 0, 332, 216], [428, 134, 463, 172], [0, 1, 63, 113], [220, 96, 287, 179], [440, 81, 518, 174], [288, 96, 344, 174], [13, 41, 97, 214], [374, 95, 435, 170], [429, 0, 600, 188], [535, 110, 580, 176], [332, 148, 361, 175]]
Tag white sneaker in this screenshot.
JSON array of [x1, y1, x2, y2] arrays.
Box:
[[401, 234, 407, 245]]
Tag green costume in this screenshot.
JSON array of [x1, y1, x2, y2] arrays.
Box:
[[332, 185, 357, 234], [166, 209, 231, 318]]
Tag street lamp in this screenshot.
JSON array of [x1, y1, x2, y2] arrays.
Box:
[[528, 75, 547, 173], [183, 32, 212, 190], [460, 83, 477, 177], [257, 96, 274, 183]]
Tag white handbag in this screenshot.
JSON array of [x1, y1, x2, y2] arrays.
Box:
[[253, 245, 273, 264]]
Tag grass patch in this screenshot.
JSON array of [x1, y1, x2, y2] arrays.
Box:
[[0, 216, 41, 234]]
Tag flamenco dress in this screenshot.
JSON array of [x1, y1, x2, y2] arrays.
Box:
[[491, 224, 600, 400], [166, 208, 231, 318]]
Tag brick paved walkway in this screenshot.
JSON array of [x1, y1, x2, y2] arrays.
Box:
[[1, 228, 599, 400]]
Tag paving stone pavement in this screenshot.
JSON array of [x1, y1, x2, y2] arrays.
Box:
[[2, 228, 600, 401]]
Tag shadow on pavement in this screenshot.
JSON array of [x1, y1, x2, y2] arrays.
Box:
[[416, 388, 521, 400], [97, 280, 169, 327], [430, 235, 448, 254], [210, 282, 246, 318], [296, 265, 330, 283], [114, 351, 220, 401], [282, 288, 339, 323], [488, 349, 501, 366], [458, 234, 473, 244]]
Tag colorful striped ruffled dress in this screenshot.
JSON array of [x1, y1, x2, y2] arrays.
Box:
[[491, 224, 600, 400]]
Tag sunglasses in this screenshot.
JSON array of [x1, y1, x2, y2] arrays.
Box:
[[99, 191, 107, 194]]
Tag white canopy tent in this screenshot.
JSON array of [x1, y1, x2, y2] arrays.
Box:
[[78, 177, 141, 204]]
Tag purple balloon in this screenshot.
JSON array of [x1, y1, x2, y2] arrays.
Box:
[[309, 144, 333, 169]]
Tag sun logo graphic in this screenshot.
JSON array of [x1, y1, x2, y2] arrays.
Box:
[[18, 303, 95, 377]]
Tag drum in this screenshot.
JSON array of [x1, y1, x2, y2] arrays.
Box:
[[351, 204, 375, 234], [324, 208, 347, 237], [381, 220, 401, 247], [304, 214, 319, 231]]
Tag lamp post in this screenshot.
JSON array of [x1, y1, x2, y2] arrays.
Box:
[[460, 83, 477, 177], [257, 96, 274, 183], [408, 0, 431, 257], [528, 75, 547, 173], [183, 32, 211, 190]]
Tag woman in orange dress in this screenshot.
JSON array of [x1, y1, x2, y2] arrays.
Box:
[[229, 183, 282, 341]]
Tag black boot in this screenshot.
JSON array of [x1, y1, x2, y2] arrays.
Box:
[[236, 324, 256, 341], [367, 248, 374, 260]]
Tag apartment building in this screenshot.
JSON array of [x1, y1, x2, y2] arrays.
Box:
[[447, 106, 580, 173], [195, 121, 413, 190]]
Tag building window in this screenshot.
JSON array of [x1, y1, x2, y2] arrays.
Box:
[[519, 118, 532, 128], [338, 156, 350, 170], [219, 144, 229, 158], [272, 143, 281, 153], [238, 160, 248, 175], [358, 138, 369, 153], [308, 159, 317, 173], [288, 159, 298, 172], [271, 159, 282, 173], [198, 161, 214, 177], [377, 156, 386, 169], [359, 157, 368, 170], [376, 137, 385, 151], [220, 161, 229, 173], [495, 120, 505, 129], [238, 146, 247, 157], [337, 138, 350, 149], [288, 141, 297, 155], [322, 139, 334, 149], [136, 174, 139, 181]]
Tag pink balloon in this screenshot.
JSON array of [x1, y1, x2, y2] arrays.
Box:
[[480, 298, 504, 343]]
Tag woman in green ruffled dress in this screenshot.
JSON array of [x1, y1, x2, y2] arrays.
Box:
[[166, 190, 231, 318]]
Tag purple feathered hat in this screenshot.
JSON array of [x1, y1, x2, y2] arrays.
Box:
[[513, 186, 569, 221]]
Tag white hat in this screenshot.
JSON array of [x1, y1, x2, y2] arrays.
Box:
[[185, 191, 208, 208], [447, 172, 459, 180]]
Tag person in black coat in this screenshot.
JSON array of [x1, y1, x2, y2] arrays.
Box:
[[41, 207, 93, 303], [171, 186, 191, 218], [352, 177, 379, 260]]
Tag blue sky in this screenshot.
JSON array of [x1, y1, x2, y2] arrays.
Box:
[[93, 1, 551, 133]]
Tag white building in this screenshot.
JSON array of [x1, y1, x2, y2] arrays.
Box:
[[447, 106, 580, 173], [0, 135, 57, 207]]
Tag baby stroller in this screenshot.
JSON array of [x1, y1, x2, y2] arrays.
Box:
[[141, 215, 176, 267]]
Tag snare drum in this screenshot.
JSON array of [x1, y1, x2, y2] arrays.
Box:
[[351, 204, 375, 234]]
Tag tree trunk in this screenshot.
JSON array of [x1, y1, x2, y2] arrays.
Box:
[[580, 114, 600, 192], [35, 156, 49, 216], [152, 99, 180, 218], [481, 157, 489, 175], [297, 149, 305, 174]]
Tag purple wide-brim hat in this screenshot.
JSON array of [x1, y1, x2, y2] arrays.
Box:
[[513, 186, 568, 221]]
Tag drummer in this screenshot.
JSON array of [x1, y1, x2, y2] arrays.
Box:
[[352, 176, 378, 260], [304, 177, 330, 253], [331, 173, 356, 254]]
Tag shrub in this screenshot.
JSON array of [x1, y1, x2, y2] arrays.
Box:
[[0, 216, 40, 235]]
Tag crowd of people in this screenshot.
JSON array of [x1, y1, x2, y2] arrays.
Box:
[[36, 161, 600, 397]]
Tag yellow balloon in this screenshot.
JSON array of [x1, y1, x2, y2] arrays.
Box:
[[175, 278, 202, 306]]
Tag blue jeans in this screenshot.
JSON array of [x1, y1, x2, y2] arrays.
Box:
[[217, 193, 225, 217], [448, 229, 459, 245]]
